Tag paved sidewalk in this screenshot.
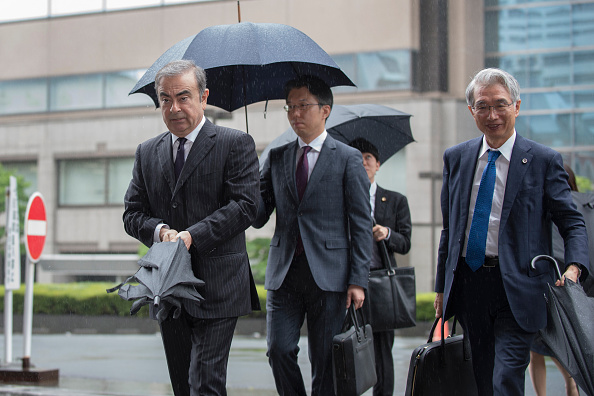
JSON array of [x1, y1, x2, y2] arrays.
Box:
[[0, 333, 566, 395]]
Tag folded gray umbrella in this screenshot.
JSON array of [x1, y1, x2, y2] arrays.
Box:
[[531, 255, 594, 396], [107, 240, 205, 322]]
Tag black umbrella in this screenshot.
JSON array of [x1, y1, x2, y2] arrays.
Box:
[[129, 22, 354, 113], [259, 104, 414, 169], [107, 240, 205, 322], [531, 255, 594, 396]]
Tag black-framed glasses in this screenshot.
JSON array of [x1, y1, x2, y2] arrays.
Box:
[[472, 101, 514, 115], [283, 103, 321, 113]]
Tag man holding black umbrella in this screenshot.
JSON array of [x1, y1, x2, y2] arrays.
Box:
[[123, 60, 260, 396], [349, 138, 412, 396], [253, 75, 372, 395]]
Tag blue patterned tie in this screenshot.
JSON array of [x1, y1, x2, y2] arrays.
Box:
[[174, 137, 186, 181], [466, 150, 501, 271]]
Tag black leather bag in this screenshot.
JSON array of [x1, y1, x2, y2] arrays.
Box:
[[367, 239, 416, 331], [405, 317, 478, 396], [332, 306, 377, 396]]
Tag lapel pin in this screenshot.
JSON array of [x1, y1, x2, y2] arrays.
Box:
[[522, 158, 528, 164], [381, 197, 387, 202]]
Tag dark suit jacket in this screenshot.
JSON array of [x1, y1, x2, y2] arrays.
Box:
[[123, 119, 260, 319], [374, 185, 412, 267], [435, 134, 589, 332], [253, 135, 373, 292]]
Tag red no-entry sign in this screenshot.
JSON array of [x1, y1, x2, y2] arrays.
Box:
[[24, 193, 47, 263]]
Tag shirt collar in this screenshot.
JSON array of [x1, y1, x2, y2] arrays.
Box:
[[479, 130, 516, 161], [369, 181, 377, 197], [170, 116, 206, 145], [297, 130, 327, 152]]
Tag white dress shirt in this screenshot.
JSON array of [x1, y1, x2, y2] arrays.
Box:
[[463, 131, 516, 258], [296, 130, 327, 179]]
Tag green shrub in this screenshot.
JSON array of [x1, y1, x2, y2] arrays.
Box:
[[0, 283, 436, 322]]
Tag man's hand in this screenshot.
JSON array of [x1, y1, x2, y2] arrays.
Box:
[[555, 264, 581, 286], [434, 292, 444, 318], [160, 228, 192, 250], [346, 285, 365, 310], [372, 224, 389, 242]]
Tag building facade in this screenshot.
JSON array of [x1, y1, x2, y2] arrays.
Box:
[[0, 0, 591, 291]]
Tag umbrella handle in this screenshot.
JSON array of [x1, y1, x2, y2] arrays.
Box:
[[154, 295, 161, 306], [531, 255, 563, 280]]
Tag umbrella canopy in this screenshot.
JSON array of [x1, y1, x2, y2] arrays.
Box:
[[107, 240, 205, 322], [129, 22, 354, 112], [259, 104, 414, 169], [531, 255, 594, 396]]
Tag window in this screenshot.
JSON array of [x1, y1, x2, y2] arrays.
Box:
[[1, 161, 37, 197], [0, 78, 48, 115], [50, 74, 103, 112], [59, 158, 134, 206]]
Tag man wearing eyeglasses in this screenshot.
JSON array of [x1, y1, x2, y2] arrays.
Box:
[[434, 68, 589, 395], [253, 75, 372, 395]]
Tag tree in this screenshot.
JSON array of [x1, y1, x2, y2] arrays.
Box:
[[0, 164, 31, 251]]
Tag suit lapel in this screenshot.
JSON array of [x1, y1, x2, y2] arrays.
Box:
[[458, 138, 482, 237], [499, 135, 532, 233], [157, 133, 176, 193], [174, 119, 216, 195], [301, 136, 336, 203], [283, 140, 299, 203], [374, 185, 386, 223]]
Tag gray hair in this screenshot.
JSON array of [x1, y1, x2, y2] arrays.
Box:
[[465, 68, 520, 106], [154, 60, 207, 97]]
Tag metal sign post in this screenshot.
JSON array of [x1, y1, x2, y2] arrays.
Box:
[[4, 176, 20, 364]]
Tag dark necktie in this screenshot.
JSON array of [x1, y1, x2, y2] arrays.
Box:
[[296, 146, 311, 201], [295, 146, 311, 256], [174, 137, 187, 181], [466, 149, 501, 271]]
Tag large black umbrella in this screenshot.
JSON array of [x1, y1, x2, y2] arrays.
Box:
[[107, 240, 205, 322], [259, 104, 414, 169], [531, 255, 594, 396], [129, 22, 354, 112]]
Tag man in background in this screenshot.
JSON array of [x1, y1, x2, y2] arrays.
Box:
[[350, 137, 412, 396]]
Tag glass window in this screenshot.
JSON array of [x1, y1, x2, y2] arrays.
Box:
[[105, 0, 160, 11], [332, 53, 358, 94], [573, 3, 594, 47], [0, 0, 47, 22], [59, 159, 106, 205], [105, 70, 154, 108], [524, 91, 572, 110], [527, 6, 571, 50], [574, 151, 594, 184], [356, 50, 411, 91], [50, 0, 102, 16], [574, 51, 594, 85], [59, 158, 134, 206], [575, 112, 594, 146], [527, 113, 572, 147], [528, 52, 570, 88], [0, 79, 48, 115], [50, 74, 103, 111], [575, 90, 594, 109], [107, 158, 134, 204]]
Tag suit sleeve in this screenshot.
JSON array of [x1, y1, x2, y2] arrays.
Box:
[[385, 194, 412, 255], [545, 152, 590, 279], [123, 143, 164, 248], [252, 153, 275, 229], [186, 131, 260, 254], [344, 151, 373, 288], [435, 151, 451, 293]]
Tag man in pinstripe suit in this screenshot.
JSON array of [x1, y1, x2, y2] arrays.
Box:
[[123, 60, 260, 396]]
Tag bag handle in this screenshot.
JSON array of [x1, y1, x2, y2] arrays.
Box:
[[374, 219, 397, 272], [342, 305, 371, 341], [428, 317, 472, 362]]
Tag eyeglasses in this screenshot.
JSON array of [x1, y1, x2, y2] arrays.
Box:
[[472, 102, 514, 115], [283, 103, 321, 113]]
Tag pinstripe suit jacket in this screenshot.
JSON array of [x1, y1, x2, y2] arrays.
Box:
[[123, 119, 260, 319]]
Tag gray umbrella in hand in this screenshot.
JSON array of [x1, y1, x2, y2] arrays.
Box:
[[107, 239, 205, 322]]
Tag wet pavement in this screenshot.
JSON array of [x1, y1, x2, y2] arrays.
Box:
[[0, 333, 567, 395]]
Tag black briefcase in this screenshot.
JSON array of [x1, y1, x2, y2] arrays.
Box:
[[405, 317, 478, 396], [332, 306, 377, 396]]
